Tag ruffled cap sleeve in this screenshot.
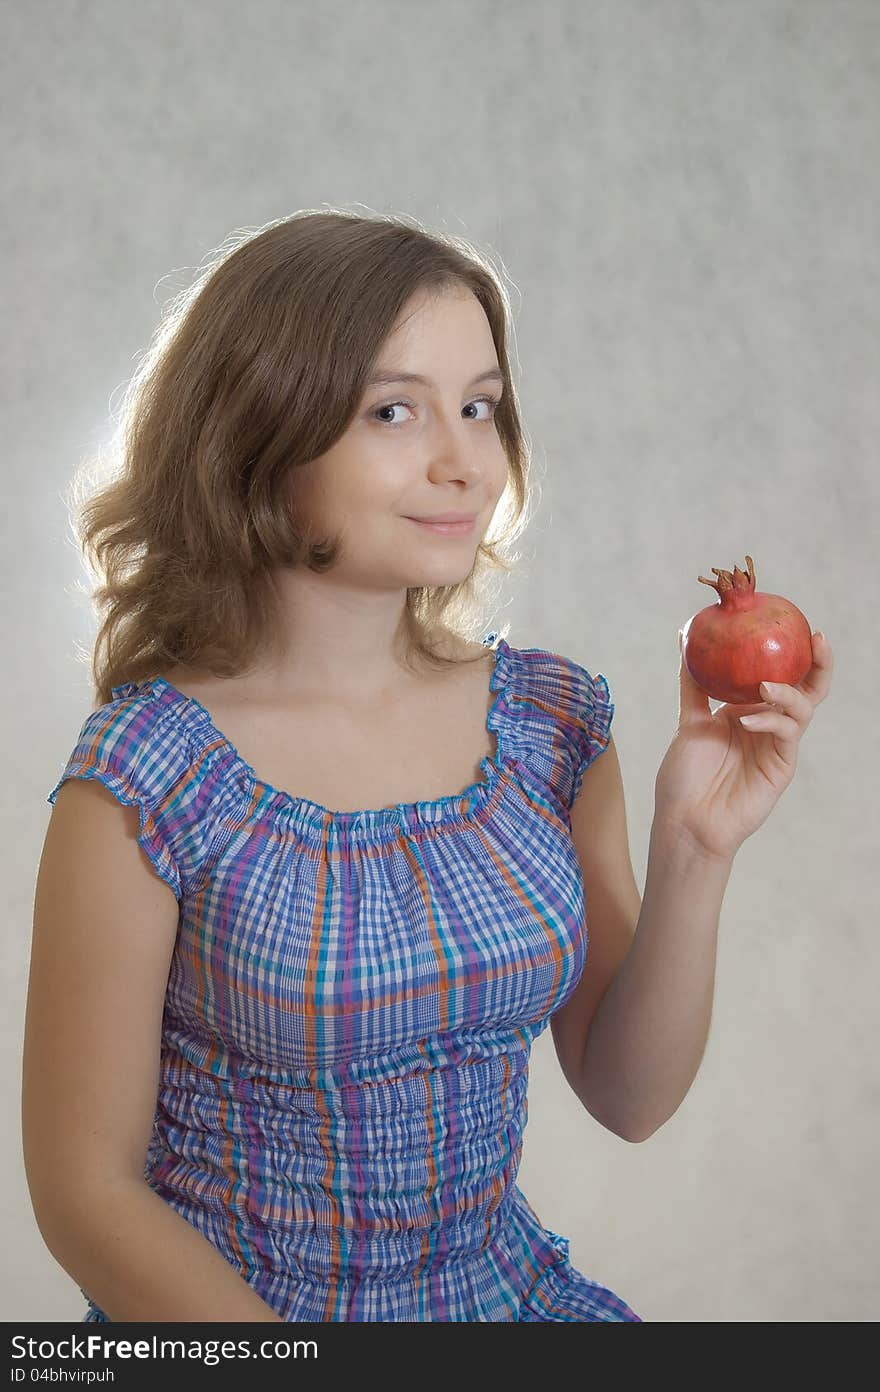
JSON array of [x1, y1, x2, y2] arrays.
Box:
[[497, 644, 614, 814], [46, 685, 195, 901]]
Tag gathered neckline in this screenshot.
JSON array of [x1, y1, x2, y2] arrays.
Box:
[[111, 634, 515, 836]]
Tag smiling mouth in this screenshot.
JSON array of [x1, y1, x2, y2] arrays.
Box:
[[406, 517, 477, 535]]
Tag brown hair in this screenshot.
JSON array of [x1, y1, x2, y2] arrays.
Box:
[[63, 208, 534, 708]]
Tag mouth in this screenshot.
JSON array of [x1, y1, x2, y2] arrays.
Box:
[[405, 517, 477, 536]]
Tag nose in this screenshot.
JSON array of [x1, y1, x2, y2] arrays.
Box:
[[426, 423, 485, 486]]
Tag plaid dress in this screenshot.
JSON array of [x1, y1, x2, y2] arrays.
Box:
[[47, 634, 642, 1322]]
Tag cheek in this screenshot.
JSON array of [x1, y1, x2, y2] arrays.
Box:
[[357, 453, 418, 506]]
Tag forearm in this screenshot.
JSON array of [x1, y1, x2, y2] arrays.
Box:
[[38, 1178, 284, 1322], [579, 821, 734, 1143]]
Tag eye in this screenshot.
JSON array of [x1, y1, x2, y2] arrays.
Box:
[[369, 395, 502, 427]]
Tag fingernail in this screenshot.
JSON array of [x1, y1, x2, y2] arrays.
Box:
[[760, 681, 774, 698], [815, 631, 825, 642]]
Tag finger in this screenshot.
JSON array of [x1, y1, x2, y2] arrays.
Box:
[[758, 681, 814, 727], [800, 631, 833, 703], [739, 710, 801, 761]]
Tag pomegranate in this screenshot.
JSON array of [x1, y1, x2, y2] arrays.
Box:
[[681, 554, 813, 705]]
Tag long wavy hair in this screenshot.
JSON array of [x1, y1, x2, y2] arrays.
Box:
[[63, 208, 534, 708]]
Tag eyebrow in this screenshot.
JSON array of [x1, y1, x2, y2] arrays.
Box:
[[364, 367, 504, 389]]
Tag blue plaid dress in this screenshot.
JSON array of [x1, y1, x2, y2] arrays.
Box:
[[47, 633, 642, 1322]]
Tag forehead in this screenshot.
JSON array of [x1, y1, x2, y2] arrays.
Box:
[[370, 288, 498, 382]]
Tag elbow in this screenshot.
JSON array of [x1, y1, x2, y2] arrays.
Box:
[[25, 1176, 84, 1260], [579, 1092, 659, 1143], [25, 1183, 76, 1268], [22, 1153, 61, 1250], [620, 1123, 655, 1144], [23, 1140, 73, 1250], [622, 1111, 671, 1143], [25, 1161, 132, 1259], [579, 1093, 653, 1144], [612, 1117, 655, 1144]]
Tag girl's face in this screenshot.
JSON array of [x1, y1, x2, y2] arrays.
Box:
[[291, 285, 510, 591]]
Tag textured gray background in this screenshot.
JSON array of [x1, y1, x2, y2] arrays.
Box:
[[5, 0, 877, 1321]]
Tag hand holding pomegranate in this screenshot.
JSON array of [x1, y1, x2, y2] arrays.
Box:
[[652, 556, 834, 864]]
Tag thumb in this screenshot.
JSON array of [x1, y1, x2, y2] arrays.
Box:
[[678, 628, 710, 725]]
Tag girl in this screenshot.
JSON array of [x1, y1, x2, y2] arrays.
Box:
[[23, 210, 831, 1322]]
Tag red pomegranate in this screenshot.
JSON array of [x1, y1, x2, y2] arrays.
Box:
[[682, 554, 813, 705]]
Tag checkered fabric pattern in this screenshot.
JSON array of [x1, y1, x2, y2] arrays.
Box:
[[48, 634, 640, 1322]]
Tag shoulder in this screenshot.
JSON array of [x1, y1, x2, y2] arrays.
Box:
[[49, 679, 194, 804], [494, 641, 615, 813], [47, 683, 196, 901], [503, 642, 612, 725]]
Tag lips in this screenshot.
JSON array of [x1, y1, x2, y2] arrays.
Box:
[[407, 516, 476, 536]]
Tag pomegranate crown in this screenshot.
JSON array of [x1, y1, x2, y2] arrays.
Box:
[[697, 554, 756, 599]]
